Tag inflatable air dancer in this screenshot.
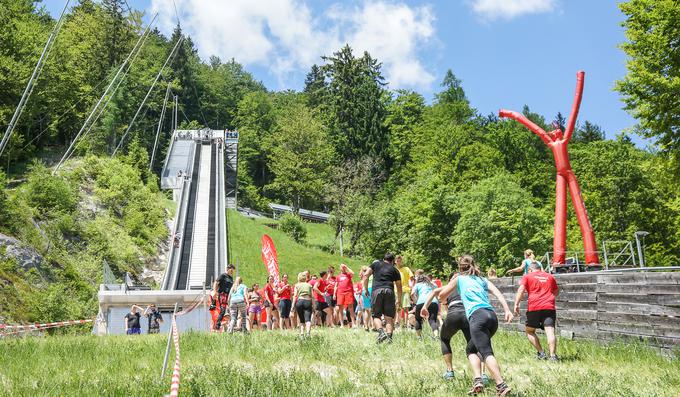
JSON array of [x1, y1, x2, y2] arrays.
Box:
[[499, 71, 599, 266]]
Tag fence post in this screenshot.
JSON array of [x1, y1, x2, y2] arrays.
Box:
[[161, 302, 179, 379]]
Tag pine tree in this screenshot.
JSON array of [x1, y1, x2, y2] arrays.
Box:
[[436, 69, 467, 104]]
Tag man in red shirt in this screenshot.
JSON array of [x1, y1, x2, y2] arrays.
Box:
[[513, 260, 559, 361], [334, 264, 356, 328]]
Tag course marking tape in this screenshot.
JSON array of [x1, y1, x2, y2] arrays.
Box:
[[169, 315, 181, 397], [0, 319, 93, 334]]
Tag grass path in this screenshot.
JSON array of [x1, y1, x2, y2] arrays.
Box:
[[1, 329, 678, 396]]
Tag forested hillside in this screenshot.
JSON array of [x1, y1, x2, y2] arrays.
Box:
[[0, 0, 679, 326]]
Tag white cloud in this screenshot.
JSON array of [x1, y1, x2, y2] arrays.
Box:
[[468, 0, 556, 21], [148, 0, 435, 89]]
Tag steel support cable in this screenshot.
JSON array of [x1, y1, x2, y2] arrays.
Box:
[[61, 25, 154, 159], [150, 82, 172, 171], [20, 68, 117, 150], [2, 16, 66, 163], [53, 13, 158, 174], [112, 36, 184, 157], [0, 0, 71, 158]]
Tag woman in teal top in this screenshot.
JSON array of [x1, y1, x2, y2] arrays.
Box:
[[508, 249, 543, 275], [423, 255, 513, 396], [412, 274, 439, 339], [227, 277, 249, 333]]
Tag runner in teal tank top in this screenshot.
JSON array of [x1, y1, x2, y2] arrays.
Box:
[[457, 275, 493, 319], [438, 255, 514, 396]]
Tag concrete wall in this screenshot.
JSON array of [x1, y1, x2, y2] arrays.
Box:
[[98, 287, 209, 335], [106, 307, 209, 335]]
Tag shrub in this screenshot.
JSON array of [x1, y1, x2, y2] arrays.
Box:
[[278, 213, 307, 243], [24, 162, 77, 217]]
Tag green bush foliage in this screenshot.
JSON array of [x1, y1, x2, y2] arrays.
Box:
[[278, 213, 307, 243], [0, 156, 169, 324]]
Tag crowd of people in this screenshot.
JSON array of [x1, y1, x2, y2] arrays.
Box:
[[202, 249, 559, 396]]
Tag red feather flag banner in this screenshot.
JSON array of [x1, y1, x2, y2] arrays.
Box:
[[261, 234, 280, 285]]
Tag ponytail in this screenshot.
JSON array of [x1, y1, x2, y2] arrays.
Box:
[[458, 255, 481, 277]]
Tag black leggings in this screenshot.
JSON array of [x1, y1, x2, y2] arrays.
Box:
[[295, 299, 313, 323], [414, 302, 439, 332], [440, 310, 471, 355], [466, 308, 498, 360]]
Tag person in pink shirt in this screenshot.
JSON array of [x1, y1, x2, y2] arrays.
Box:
[[334, 263, 356, 328]]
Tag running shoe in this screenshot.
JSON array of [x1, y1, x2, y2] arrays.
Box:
[[443, 370, 455, 380], [376, 330, 389, 344], [468, 377, 484, 395], [495, 382, 511, 397], [536, 351, 548, 360], [549, 354, 560, 362]]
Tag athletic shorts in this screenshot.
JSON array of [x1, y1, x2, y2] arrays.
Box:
[[526, 309, 556, 330], [127, 328, 141, 335], [371, 288, 396, 319], [401, 292, 412, 308], [324, 294, 337, 308], [279, 299, 292, 318], [148, 327, 160, 334], [337, 292, 354, 306], [316, 300, 329, 312], [249, 304, 262, 314]]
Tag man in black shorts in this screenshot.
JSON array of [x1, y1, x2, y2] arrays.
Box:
[[213, 264, 236, 330], [363, 252, 402, 343], [513, 260, 559, 361]]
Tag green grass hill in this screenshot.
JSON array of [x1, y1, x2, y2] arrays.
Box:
[[226, 210, 365, 284]]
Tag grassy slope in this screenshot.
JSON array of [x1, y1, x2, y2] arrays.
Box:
[[227, 210, 364, 284], [0, 329, 678, 396]]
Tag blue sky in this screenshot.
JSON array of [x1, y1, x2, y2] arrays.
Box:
[[42, 0, 641, 143]]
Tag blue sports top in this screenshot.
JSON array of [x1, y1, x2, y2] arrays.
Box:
[[231, 284, 248, 303], [413, 282, 438, 306], [457, 275, 494, 318], [522, 259, 543, 275]]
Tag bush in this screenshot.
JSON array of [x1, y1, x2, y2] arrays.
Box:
[[24, 161, 77, 217], [278, 213, 307, 243]]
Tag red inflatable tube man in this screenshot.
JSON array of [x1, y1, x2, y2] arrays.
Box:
[[499, 71, 599, 266]]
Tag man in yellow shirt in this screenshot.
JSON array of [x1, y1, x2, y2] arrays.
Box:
[[396, 255, 414, 329]]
